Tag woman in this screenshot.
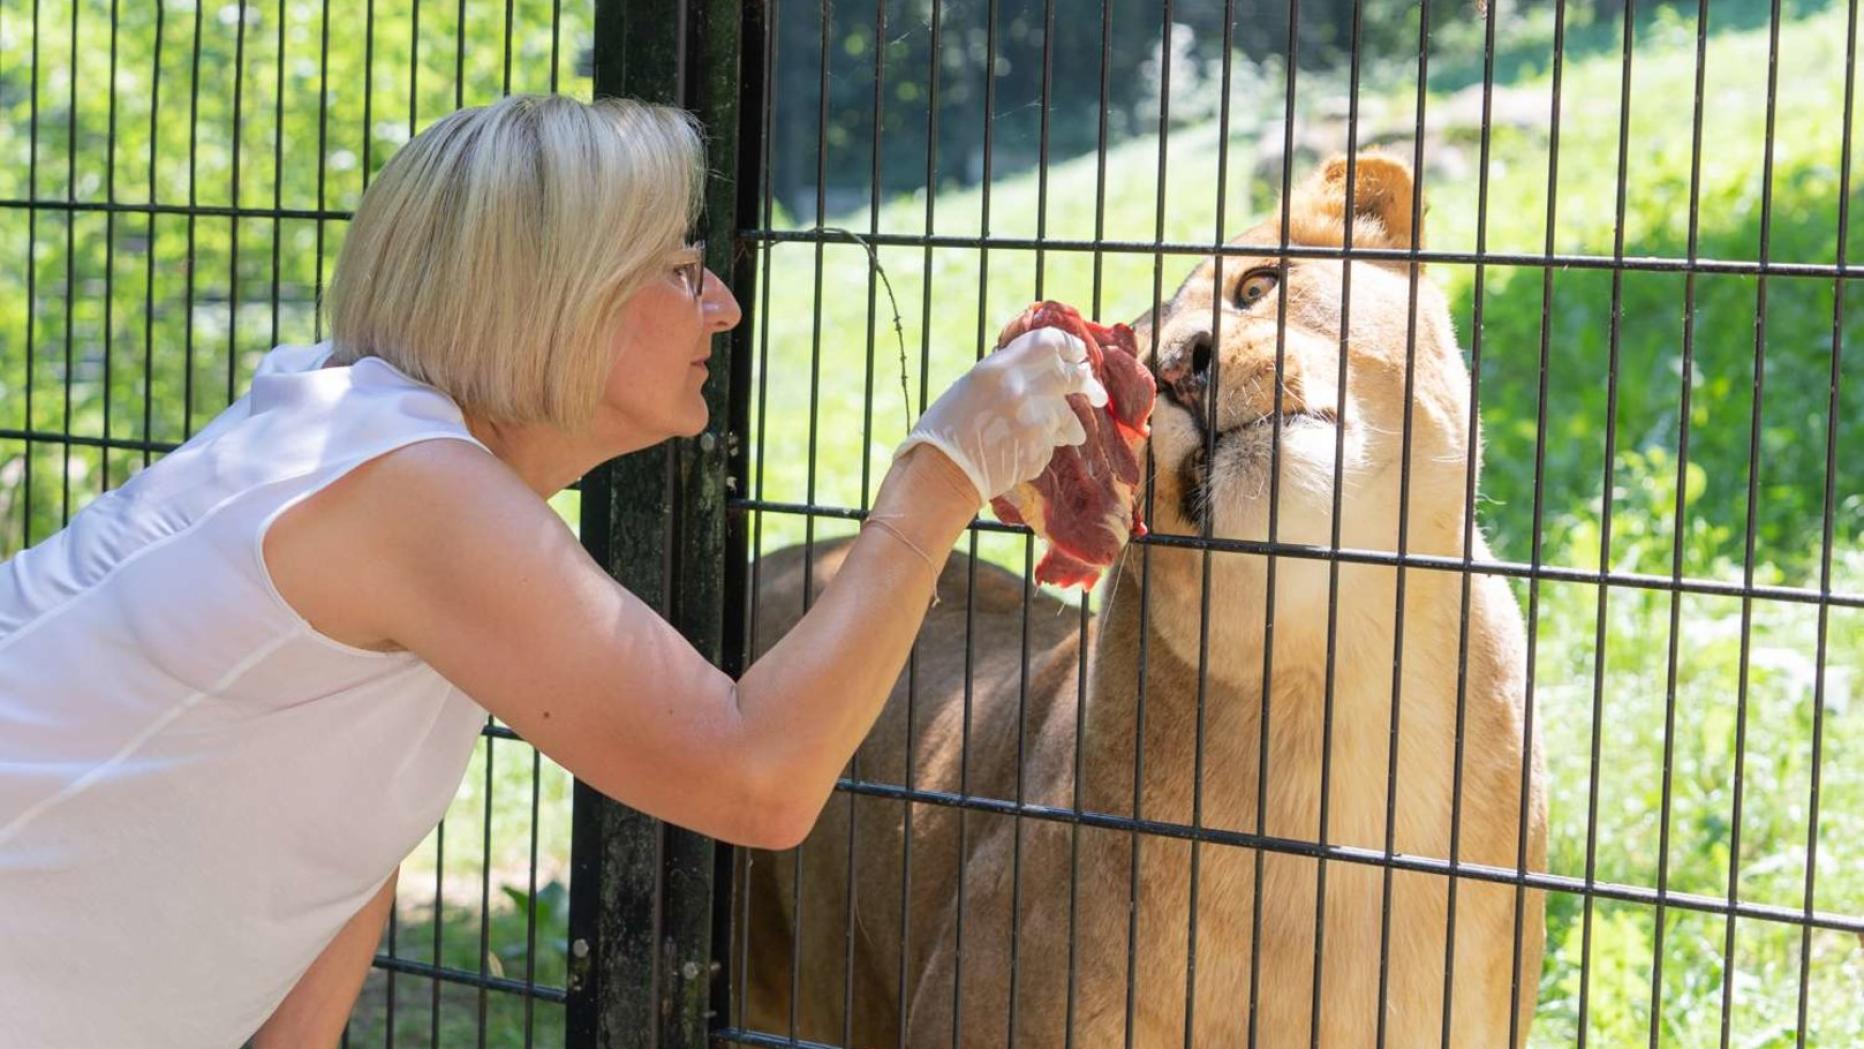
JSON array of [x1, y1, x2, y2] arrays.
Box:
[[0, 95, 1103, 1047]]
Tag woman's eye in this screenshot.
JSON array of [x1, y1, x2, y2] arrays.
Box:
[[1235, 270, 1279, 308]]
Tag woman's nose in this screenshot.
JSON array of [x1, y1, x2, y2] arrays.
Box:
[[702, 269, 744, 331]]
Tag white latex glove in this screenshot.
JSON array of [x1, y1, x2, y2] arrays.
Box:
[[895, 327, 1111, 504]]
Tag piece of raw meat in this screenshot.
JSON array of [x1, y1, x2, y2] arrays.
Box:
[[989, 301, 1156, 589]]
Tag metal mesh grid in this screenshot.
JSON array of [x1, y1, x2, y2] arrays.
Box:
[[5, 0, 1861, 1045], [724, 1, 1861, 1046], [0, 2, 590, 1043]]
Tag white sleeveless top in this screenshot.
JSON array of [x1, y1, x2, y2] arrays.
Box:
[[0, 342, 495, 1047]]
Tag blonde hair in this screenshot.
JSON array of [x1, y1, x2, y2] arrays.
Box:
[[325, 95, 704, 429]]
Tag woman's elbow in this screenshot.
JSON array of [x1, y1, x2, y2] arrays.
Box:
[[727, 763, 824, 851], [739, 805, 817, 852]]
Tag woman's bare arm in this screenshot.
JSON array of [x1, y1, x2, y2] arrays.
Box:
[[267, 440, 977, 850]]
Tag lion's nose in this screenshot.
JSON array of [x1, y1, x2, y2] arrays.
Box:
[[1156, 329, 1213, 418]]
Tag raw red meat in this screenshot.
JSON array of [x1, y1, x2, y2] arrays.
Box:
[[989, 301, 1156, 589]]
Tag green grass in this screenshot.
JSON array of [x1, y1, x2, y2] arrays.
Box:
[[356, 727, 575, 1046], [346, 876, 571, 1047], [1524, 454, 1862, 1046]]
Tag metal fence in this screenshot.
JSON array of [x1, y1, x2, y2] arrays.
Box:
[[0, 0, 754, 1042], [0, 1, 604, 1043], [721, 0, 1862, 1048], [5, 0, 1862, 1046]]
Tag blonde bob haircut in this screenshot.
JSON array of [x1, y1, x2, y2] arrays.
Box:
[[325, 94, 704, 430]]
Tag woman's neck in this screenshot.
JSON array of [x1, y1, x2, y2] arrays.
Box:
[[463, 416, 611, 499]]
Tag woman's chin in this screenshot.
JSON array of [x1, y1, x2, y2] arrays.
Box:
[[676, 407, 710, 439]]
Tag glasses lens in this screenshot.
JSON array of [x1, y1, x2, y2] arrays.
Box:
[[686, 241, 706, 299]]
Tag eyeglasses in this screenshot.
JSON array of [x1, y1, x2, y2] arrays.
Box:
[[674, 240, 706, 300]]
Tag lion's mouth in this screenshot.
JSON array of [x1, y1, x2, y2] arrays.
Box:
[[1159, 384, 1339, 435], [1174, 407, 1340, 527]]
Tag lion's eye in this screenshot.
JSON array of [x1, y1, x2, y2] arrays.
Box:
[[1235, 270, 1279, 309]]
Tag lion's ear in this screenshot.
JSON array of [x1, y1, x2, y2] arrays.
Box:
[[1286, 152, 1419, 258]]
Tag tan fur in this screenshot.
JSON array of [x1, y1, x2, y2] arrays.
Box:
[[738, 153, 1547, 1048]]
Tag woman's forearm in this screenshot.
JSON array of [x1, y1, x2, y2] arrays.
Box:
[[732, 446, 979, 842]]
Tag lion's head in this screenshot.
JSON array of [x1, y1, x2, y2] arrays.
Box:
[[1132, 154, 1484, 668]]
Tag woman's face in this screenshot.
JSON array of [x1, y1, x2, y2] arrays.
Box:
[[597, 245, 743, 449]]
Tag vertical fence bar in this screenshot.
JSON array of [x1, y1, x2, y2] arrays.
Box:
[[1070, 8, 1114, 1043], [719, 0, 765, 1036], [1442, 0, 1503, 1042], [140, 1, 164, 474], [1184, 2, 1239, 1043], [25, 0, 38, 545], [59, 0, 75, 525], [1719, 0, 1787, 1039], [1514, 0, 1569, 1041], [1577, 1, 1638, 1041], [102, 0, 120, 495], [1372, 1, 1434, 1040], [900, 3, 941, 1038], [182, 0, 200, 439], [567, 0, 754, 1045], [735, 0, 778, 1032], [1795, 1, 1855, 1041]]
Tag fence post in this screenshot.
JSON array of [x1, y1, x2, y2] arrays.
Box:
[[567, 1, 759, 1045]]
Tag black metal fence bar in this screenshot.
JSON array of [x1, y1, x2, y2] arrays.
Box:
[[1796, 1, 1857, 1043], [736, 229, 1864, 277], [371, 955, 573, 1005], [1439, 0, 1499, 1035], [1574, 0, 1636, 1036], [567, 0, 755, 1045], [732, 0, 779, 1037], [1250, 0, 1306, 1036], [723, 501, 1864, 610], [1, 199, 361, 221], [0, 428, 180, 454], [813, 777, 1864, 938]]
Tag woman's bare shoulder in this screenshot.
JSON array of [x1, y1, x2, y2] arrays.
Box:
[[262, 437, 558, 653]]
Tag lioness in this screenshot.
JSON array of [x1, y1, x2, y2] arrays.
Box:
[[739, 153, 1547, 1048]]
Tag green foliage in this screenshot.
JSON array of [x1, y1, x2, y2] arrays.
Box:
[[1423, 0, 1864, 583], [0, 0, 594, 550], [765, 0, 1588, 219]]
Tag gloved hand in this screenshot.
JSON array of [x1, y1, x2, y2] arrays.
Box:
[[895, 327, 1110, 504]]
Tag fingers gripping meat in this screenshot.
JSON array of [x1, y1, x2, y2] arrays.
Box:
[[988, 302, 1157, 589]]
